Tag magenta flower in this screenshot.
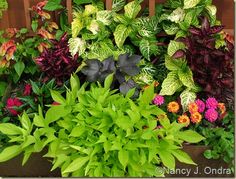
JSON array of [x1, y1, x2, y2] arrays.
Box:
[[23, 84, 32, 96], [6, 98, 23, 116], [205, 108, 218, 122], [195, 99, 205, 113], [153, 95, 164, 106], [206, 97, 218, 109]]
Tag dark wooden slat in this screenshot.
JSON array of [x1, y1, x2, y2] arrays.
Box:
[[106, 0, 113, 10], [23, 0, 31, 30], [67, 0, 73, 24], [149, 0, 155, 16]]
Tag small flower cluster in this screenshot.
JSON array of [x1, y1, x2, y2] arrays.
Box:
[[5, 83, 32, 116], [152, 95, 226, 127]]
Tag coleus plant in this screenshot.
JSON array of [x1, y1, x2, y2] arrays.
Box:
[[173, 16, 234, 108], [81, 53, 141, 95], [35, 33, 80, 85], [0, 74, 205, 177]]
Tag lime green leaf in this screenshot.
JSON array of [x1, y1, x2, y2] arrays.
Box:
[[167, 7, 185, 23], [178, 67, 195, 88], [31, 20, 38, 32], [158, 149, 175, 169], [139, 38, 159, 61], [180, 89, 196, 112], [0, 145, 22, 162], [104, 73, 114, 90], [14, 61, 25, 77], [159, 71, 183, 96], [71, 13, 83, 38], [96, 10, 112, 25], [112, 0, 126, 12], [114, 24, 132, 48], [50, 90, 66, 104], [184, 0, 201, 9], [172, 150, 196, 165], [0, 123, 23, 135], [20, 112, 31, 131], [206, 5, 217, 16], [163, 23, 179, 35], [165, 55, 186, 71], [139, 83, 154, 105], [84, 4, 98, 16], [51, 154, 68, 171], [69, 37, 86, 56], [124, 1, 141, 19], [118, 149, 129, 170], [167, 40, 185, 56], [62, 156, 89, 174], [176, 130, 205, 143]]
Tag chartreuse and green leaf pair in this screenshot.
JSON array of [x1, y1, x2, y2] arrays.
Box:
[[0, 74, 204, 177]]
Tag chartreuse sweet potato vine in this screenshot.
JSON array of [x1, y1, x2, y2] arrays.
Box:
[[0, 74, 204, 177]]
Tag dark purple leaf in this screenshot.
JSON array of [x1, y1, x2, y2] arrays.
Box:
[[209, 25, 224, 34]]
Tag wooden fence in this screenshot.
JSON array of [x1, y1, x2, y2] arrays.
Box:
[[0, 0, 234, 35]]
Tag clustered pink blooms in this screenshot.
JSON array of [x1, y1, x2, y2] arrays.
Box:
[[23, 84, 32, 96], [195, 99, 205, 113], [205, 108, 219, 122], [152, 94, 164, 106], [6, 98, 23, 116], [206, 97, 218, 109]]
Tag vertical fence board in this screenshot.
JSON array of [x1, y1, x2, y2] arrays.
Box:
[[23, 0, 31, 30], [67, 0, 73, 24], [149, 0, 155, 16], [106, 0, 113, 10]]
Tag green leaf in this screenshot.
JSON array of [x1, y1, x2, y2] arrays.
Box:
[[158, 149, 175, 169], [51, 154, 68, 171], [206, 5, 217, 16], [0, 123, 23, 135], [112, 0, 126, 12], [50, 90, 66, 104], [96, 10, 112, 25], [184, 0, 201, 9], [68, 37, 86, 56], [104, 73, 113, 90], [0, 81, 7, 97], [43, 0, 63, 11], [165, 55, 186, 71], [171, 150, 196, 165], [114, 24, 132, 48], [0, 145, 22, 162], [159, 71, 183, 96], [167, 40, 185, 57], [124, 1, 141, 19], [118, 149, 129, 170], [180, 89, 196, 112], [139, 83, 154, 105], [62, 156, 89, 174], [176, 130, 205, 143], [167, 7, 185, 23], [14, 61, 25, 77], [20, 112, 31, 131], [71, 13, 83, 38], [139, 38, 159, 61], [203, 150, 212, 159], [31, 20, 38, 32], [73, 0, 92, 5], [178, 67, 195, 88], [20, 28, 28, 34], [69, 126, 85, 137], [163, 23, 179, 35]]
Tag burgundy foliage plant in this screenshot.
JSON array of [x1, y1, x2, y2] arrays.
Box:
[[35, 33, 79, 85], [173, 16, 234, 107]]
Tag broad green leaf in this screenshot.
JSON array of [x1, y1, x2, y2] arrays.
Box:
[[69, 126, 85, 137], [171, 150, 196, 165], [206, 5, 217, 16], [159, 71, 183, 96], [69, 37, 86, 56], [0, 123, 23, 135], [71, 13, 83, 38], [51, 154, 68, 171], [114, 24, 132, 48], [139, 83, 154, 105], [73, 0, 92, 5], [50, 90, 66, 104], [158, 114, 171, 129], [112, 0, 126, 12], [0, 145, 22, 162], [176, 130, 205, 143], [118, 149, 129, 170], [96, 10, 112, 25], [31, 20, 38, 32], [165, 55, 186, 71], [14, 61, 25, 77], [62, 156, 89, 174], [124, 1, 141, 19], [104, 73, 114, 90], [167, 7, 185, 23], [84, 4, 98, 16], [167, 40, 185, 57], [163, 23, 179, 35], [158, 149, 175, 169], [178, 67, 195, 88], [180, 89, 196, 112], [139, 38, 159, 61], [184, 0, 201, 9], [43, 0, 63, 11], [20, 112, 31, 131]]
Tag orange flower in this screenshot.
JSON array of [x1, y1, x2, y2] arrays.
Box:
[[5, 28, 18, 38], [38, 11, 51, 19], [0, 40, 16, 57], [218, 103, 226, 114], [32, 1, 50, 19], [37, 28, 54, 39], [167, 101, 180, 113], [190, 112, 202, 124], [0, 58, 10, 68], [5, 46, 16, 61], [47, 22, 59, 32], [178, 115, 190, 127], [188, 102, 198, 114], [38, 42, 51, 52]]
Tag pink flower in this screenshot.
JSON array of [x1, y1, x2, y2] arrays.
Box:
[[6, 98, 23, 116], [206, 97, 218, 109], [195, 99, 205, 113], [23, 84, 32, 96], [152, 95, 164, 106], [205, 108, 218, 122]]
